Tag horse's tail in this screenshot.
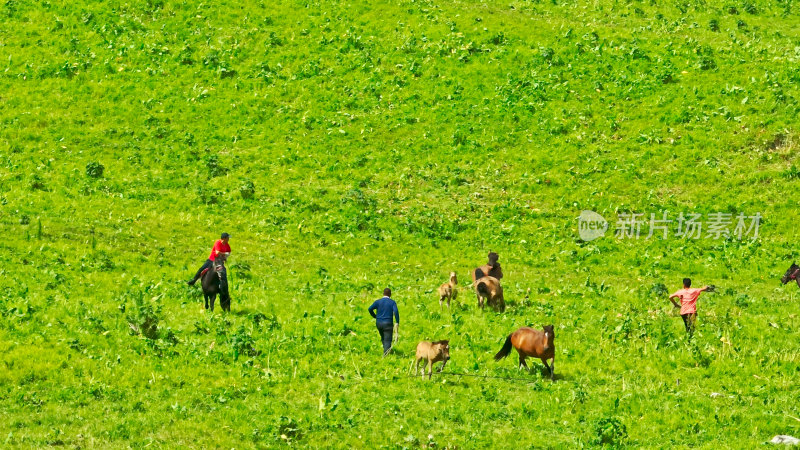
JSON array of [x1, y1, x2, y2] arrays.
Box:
[[494, 334, 513, 361]]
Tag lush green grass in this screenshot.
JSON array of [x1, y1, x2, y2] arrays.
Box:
[[2, 0, 800, 447]]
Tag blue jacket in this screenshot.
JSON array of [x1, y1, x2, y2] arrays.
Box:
[[368, 297, 399, 324]]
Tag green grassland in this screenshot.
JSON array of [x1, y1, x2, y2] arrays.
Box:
[[2, 0, 800, 447]]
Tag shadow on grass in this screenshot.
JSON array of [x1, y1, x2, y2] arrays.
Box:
[[493, 364, 569, 382], [386, 347, 410, 358], [228, 307, 252, 316]]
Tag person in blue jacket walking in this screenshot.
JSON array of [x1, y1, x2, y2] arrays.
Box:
[[368, 288, 399, 356]]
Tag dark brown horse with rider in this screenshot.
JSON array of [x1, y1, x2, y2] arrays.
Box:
[[201, 253, 230, 312]]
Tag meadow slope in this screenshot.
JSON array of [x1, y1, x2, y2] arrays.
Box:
[[2, 0, 800, 447]]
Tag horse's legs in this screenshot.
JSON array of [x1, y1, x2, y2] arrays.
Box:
[[427, 360, 433, 379], [542, 358, 554, 378], [518, 354, 529, 371], [210, 294, 216, 312], [438, 358, 447, 373], [203, 294, 209, 310]]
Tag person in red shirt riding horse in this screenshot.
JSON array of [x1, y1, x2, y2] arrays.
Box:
[[188, 233, 231, 285]]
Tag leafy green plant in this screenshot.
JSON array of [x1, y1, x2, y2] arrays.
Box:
[[649, 282, 669, 298], [594, 417, 627, 446], [783, 165, 800, 180], [121, 282, 176, 347], [734, 293, 750, 308], [86, 161, 104, 178], [28, 174, 47, 191], [277, 416, 302, 443], [239, 179, 256, 200], [230, 325, 259, 360], [206, 155, 227, 178]]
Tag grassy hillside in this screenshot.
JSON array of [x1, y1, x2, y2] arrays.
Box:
[[2, 0, 800, 447]]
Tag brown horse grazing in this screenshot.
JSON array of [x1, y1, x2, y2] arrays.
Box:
[[471, 251, 503, 284], [782, 263, 800, 287], [410, 340, 451, 379], [475, 276, 505, 312], [438, 272, 458, 309], [494, 326, 555, 379]]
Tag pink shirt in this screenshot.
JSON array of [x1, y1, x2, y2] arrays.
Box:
[[671, 288, 703, 315]]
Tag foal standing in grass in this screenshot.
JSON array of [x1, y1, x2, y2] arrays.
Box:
[[438, 272, 458, 309], [494, 326, 555, 379], [410, 340, 450, 379]]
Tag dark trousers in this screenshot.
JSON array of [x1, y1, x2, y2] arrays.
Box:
[[190, 259, 214, 284], [376, 321, 393, 355], [681, 313, 697, 334]]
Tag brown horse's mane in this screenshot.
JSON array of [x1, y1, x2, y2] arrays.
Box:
[[432, 340, 449, 345]]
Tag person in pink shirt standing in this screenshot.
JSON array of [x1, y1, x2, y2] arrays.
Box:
[[668, 278, 713, 335]]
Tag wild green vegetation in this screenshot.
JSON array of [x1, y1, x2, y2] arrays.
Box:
[[2, 0, 800, 447]]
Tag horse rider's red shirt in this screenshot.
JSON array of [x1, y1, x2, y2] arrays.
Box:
[[208, 240, 231, 261]]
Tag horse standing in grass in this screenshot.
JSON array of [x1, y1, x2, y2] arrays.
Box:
[[410, 340, 451, 379], [494, 326, 555, 379], [438, 272, 458, 309], [782, 263, 800, 288], [201, 253, 230, 312], [475, 276, 505, 312]]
